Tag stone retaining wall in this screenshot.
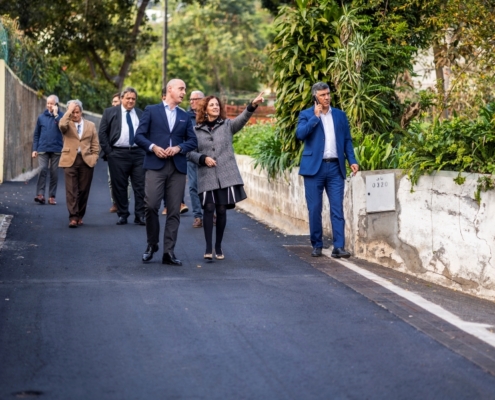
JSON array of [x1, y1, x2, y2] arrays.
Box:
[[236, 155, 495, 301], [0, 60, 102, 182]]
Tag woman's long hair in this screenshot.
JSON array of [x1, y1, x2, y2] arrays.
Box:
[[196, 96, 227, 124]]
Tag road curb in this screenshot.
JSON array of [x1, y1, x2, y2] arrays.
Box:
[[0, 214, 13, 252]]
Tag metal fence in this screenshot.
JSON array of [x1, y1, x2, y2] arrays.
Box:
[[0, 21, 8, 63]]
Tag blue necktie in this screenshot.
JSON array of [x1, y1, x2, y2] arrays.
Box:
[[126, 110, 134, 146]]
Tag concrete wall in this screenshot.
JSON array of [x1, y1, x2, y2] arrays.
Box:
[[0, 60, 45, 182], [236, 155, 495, 301], [0, 60, 102, 182]]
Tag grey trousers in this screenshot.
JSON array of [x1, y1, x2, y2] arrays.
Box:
[[145, 159, 186, 253], [36, 152, 61, 198]]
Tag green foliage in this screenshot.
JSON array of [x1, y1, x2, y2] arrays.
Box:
[[400, 103, 495, 187], [1, 16, 50, 90], [232, 121, 291, 180], [269, 0, 417, 175], [261, 0, 294, 15], [0, 0, 158, 90], [354, 133, 401, 171], [453, 173, 466, 186], [252, 131, 292, 180], [233, 122, 275, 156], [128, 0, 273, 98], [474, 175, 495, 205], [0, 16, 116, 111]]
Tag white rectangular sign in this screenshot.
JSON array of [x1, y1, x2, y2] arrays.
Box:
[[366, 173, 396, 213]]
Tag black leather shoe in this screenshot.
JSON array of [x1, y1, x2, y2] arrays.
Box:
[[134, 216, 146, 226], [331, 247, 351, 258], [162, 252, 182, 266], [142, 244, 159, 262], [116, 216, 127, 225], [311, 247, 322, 257]]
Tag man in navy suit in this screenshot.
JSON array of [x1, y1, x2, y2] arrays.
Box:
[[134, 79, 197, 266], [296, 82, 359, 258], [98, 87, 145, 226]]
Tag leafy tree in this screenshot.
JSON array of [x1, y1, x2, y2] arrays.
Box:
[[425, 0, 495, 115], [127, 0, 272, 97], [0, 15, 116, 111], [0, 0, 158, 91], [261, 0, 294, 15], [372, 0, 495, 117]]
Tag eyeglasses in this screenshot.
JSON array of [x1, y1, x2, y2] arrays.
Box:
[[189, 98, 202, 102]]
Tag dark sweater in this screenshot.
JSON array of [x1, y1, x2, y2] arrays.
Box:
[[32, 109, 64, 152]]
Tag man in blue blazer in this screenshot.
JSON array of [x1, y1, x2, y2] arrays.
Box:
[[296, 82, 359, 258], [134, 79, 198, 266]]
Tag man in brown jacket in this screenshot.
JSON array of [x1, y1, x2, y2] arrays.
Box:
[[59, 100, 100, 228]]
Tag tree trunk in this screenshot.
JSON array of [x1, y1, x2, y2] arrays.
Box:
[[115, 0, 151, 91], [86, 56, 96, 79], [433, 43, 449, 119]]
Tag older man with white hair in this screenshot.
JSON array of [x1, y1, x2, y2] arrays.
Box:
[[58, 100, 100, 228], [32, 94, 64, 205]]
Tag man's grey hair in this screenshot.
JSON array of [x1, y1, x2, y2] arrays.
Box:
[[121, 87, 138, 98], [311, 82, 330, 96], [67, 99, 83, 112], [47, 94, 59, 103], [190, 90, 205, 98]]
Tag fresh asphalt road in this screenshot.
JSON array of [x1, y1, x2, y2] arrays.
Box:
[[1, 162, 495, 400]]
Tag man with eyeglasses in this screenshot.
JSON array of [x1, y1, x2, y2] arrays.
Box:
[[187, 91, 205, 228]]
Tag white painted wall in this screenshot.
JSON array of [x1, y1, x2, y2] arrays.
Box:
[[236, 155, 495, 301]]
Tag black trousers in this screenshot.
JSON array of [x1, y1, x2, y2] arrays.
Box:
[[107, 147, 146, 219], [144, 159, 186, 253]]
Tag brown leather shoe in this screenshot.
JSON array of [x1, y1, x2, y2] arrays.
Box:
[[161, 207, 167, 215], [48, 197, 57, 205], [34, 195, 45, 205], [180, 203, 189, 213], [69, 220, 78, 228], [192, 218, 203, 228], [109, 203, 117, 213]]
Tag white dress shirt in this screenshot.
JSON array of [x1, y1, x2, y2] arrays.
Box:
[[150, 101, 177, 151], [114, 105, 139, 147], [321, 107, 338, 159], [76, 120, 84, 153], [163, 101, 177, 133]]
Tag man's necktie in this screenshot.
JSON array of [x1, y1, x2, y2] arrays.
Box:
[[77, 124, 81, 136], [126, 110, 134, 146]]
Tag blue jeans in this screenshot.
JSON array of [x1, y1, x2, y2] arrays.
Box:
[[187, 160, 203, 219], [36, 152, 61, 198], [303, 160, 345, 249]]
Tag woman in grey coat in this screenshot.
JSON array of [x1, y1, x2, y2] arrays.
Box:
[[188, 92, 265, 260]]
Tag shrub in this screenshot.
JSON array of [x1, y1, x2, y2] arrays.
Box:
[[354, 133, 401, 171], [400, 104, 495, 187], [233, 122, 276, 156]]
